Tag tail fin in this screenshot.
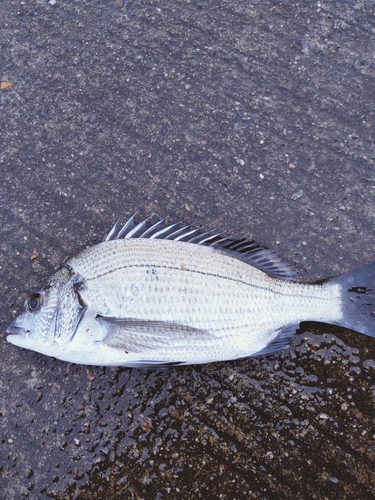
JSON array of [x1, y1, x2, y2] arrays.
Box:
[[330, 261, 375, 337]]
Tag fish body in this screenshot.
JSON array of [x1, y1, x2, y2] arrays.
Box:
[[6, 215, 375, 367]]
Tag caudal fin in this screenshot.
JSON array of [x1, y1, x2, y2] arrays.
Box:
[[330, 261, 375, 337]]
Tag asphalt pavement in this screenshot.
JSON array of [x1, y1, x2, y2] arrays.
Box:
[[0, 0, 374, 498]]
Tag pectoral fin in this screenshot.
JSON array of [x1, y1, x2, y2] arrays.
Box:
[[97, 316, 210, 353]]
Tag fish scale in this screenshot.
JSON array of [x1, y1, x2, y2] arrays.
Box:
[[68, 238, 341, 362]]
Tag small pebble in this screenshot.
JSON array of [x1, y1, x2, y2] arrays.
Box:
[[0, 81, 12, 90], [30, 248, 39, 261], [291, 190, 303, 200]]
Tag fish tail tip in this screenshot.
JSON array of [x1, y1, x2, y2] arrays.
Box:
[[332, 260, 375, 338]]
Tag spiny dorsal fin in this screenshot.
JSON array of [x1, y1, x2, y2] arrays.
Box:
[[102, 215, 296, 280]]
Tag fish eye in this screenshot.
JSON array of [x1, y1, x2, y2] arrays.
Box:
[[26, 293, 43, 313]]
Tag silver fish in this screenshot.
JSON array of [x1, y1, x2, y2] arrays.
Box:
[[6, 215, 375, 367]]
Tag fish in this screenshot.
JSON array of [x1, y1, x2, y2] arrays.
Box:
[[6, 215, 375, 368]]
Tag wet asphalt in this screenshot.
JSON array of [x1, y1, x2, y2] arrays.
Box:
[[0, 0, 375, 498]]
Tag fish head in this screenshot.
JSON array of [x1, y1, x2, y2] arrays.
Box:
[[6, 267, 87, 358]]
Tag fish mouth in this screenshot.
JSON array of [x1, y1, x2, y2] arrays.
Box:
[[6, 320, 28, 339], [6, 321, 43, 351], [6, 317, 61, 356]]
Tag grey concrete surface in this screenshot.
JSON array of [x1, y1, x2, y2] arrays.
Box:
[[1, 0, 375, 498]]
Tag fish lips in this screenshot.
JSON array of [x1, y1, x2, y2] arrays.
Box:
[[6, 318, 28, 335], [6, 319, 29, 345], [6, 319, 62, 358]]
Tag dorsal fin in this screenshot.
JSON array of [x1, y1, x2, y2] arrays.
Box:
[[102, 215, 297, 281]]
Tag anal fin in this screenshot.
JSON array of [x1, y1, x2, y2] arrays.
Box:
[[249, 324, 299, 358]]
